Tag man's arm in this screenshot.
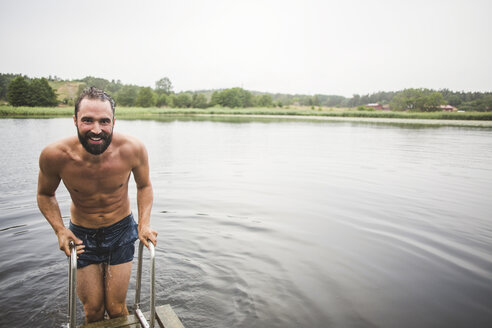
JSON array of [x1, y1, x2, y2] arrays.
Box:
[[37, 147, 83, 256], [132, 141, 157, 248]]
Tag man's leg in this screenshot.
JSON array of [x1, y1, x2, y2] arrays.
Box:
[[77, 264, 105, 323], [104, 261, 133, 318]]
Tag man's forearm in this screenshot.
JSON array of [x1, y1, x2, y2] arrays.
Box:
[[37, 193, 66, 234], [37, 193, 82, 255], [136, 184, 153, 228]]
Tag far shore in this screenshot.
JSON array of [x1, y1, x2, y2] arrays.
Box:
[[205, 114, 492, 127], [1, 105, 492, 127]]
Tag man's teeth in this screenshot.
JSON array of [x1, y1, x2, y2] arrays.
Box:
[[91, 137, 101, 141]]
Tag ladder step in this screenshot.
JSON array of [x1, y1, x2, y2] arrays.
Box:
[[78, 304, 185, 328]]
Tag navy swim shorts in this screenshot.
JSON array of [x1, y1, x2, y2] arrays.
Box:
[[69, 213, 139, 268]]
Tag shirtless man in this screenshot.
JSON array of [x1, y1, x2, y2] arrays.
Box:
[[37, 87, 157, 323]]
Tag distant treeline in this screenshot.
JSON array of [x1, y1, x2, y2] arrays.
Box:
[[1, 73, 491, 111], [0, 74, 57, 107]]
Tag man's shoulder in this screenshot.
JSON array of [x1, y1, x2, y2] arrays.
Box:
[[39, 137, 79, 172], [114, 133, 145, 151], [41, 136, 78, 158], [113, 133, 148, 164]]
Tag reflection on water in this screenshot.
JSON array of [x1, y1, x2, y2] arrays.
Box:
[[1, 117, 492, 327]]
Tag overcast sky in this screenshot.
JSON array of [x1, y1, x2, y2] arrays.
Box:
[[1, 0, 491, 97]]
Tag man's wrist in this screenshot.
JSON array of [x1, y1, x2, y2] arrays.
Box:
[[54, 225, 68, 235], [138, 225, 150, 232]]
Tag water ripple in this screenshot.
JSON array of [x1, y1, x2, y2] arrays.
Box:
[[337, 215, 492, 280]]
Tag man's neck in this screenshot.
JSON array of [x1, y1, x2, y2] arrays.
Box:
[[79, 144, 112, 163]]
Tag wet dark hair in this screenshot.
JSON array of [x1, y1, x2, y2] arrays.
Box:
[[74, 86, 115, 118]]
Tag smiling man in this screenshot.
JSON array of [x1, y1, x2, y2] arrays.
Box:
[[37, 87, 157, 323]]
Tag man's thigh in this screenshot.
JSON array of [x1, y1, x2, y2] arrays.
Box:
[[77, 264, 105, 307], [105, 261, 133, 305]]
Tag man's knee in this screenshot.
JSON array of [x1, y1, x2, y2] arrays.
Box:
[[106, 301, 129, 318], [83, 302, 105, 323]]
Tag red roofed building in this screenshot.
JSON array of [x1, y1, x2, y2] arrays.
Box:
[[439, 105, 458, 112], [366, 103, 383, 110]]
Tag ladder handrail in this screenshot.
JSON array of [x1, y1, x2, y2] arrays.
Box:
[[67, 239, 156, 328], [68, 241, 77, 328], [134, 240, 156, 328]]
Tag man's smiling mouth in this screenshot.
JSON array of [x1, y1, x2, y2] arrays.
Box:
[[89, 136, 103, 142]]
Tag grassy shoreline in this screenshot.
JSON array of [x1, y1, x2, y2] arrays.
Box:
[[2, 105, 492, 122]]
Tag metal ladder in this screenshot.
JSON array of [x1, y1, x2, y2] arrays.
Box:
[[134, 240, 156, 328], [68, 240, 156, 328]]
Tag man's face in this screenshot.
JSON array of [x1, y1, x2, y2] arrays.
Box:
[[74, 98, 115, 155]]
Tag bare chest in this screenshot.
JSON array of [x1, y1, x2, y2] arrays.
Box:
[[60, 157, 132, 195]]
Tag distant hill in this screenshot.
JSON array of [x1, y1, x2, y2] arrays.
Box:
[[48, 80, 85, 105]]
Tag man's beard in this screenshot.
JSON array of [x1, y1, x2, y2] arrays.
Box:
[[77, 129, 113, 155]]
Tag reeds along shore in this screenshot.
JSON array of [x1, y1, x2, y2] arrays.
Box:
[[1, 105, 492, 121]]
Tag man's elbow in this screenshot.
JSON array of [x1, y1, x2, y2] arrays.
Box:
[[137, 182, 153, 191], [137, 184, 153, 198], [37, 190, 56, 201]]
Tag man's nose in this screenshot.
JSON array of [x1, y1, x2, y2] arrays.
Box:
[[91, 122, 102, 134]]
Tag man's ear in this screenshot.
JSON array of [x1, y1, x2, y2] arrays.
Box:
[[73, 115, 77, 126]]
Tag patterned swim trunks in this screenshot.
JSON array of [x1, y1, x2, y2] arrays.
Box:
[[69, 213, 139, 268]]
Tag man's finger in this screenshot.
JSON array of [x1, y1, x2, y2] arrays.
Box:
[[76, 244, 85, 254], [69, 233, 83, 246], [150, 230, 158, 245], [141, 236, 149, 248], [145, 236, 156, 247], [63, 244, 71, 257]]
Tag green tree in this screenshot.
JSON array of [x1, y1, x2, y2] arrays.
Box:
[[155, 77, 173, 95], [466, 95, 492, 112], [213, 88, 253, 108], [210, 90, 222, 106], [423, 92, 445, 111], [390, 89, 444, 112], [173, 93, 192, 108], [106, 79, 123, 94], [156, 93, 169, 107], [116, 85, 139, 106], [221, 88, 242, 107], [257, 94, 273, 107], [0, 73, 19, 100], [241, 89, 254, 107], [191, 93, 208, 108], [167, 94, 176, 108], [7, 76, 30, 106], [390, 89, 418, 111], [136, 87, 156, 107], [28, 78, 58, 106], [324, 95, 346, 107], [348, 94, 361, 107], [447, 95, 462, 107], [480, 95, 492, 111]]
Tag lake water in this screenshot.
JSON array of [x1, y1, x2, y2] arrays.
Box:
[[0, 117, 491, 327]]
